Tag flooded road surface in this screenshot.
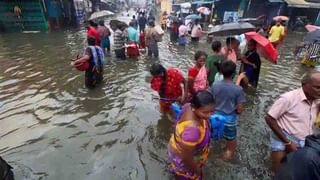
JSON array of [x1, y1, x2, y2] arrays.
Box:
[[0, 23, 308, 179]]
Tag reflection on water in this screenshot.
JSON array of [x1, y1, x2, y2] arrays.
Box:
[[0, 27, 307, 179]]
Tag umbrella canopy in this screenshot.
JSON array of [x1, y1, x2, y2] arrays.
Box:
[[273, 16, 289, 21], [304, 30, 320, 44], [305, 24, 320, 32], [89, 10, 115, 20], [238, 18, 263, 25], [209, 22, 256, 36], [185, 14, 201, 20], [180, 2, 191, 8], [244, 32, 278, 64], [168, 15, 179, 22], [197, 7, 210, 15], [109, 20, 128, 31]]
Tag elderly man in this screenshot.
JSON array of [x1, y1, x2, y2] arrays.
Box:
[[265, 71, 320, 172]]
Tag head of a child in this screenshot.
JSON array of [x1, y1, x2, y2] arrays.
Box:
[[194, 51, 207, 68], [247, 39, 257, 51], [220, 60, 236, 79], [211, 41, 222, 53], [226, 37, 238, 49]]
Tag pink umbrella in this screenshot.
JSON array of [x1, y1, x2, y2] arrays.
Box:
[[305, 24, 320, 32], [245, 32, 278, 64], [197, 7, 210, 15], [273, 16, 289, 21]]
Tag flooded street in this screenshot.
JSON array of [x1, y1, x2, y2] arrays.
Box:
[[0, 24, 308, 179]]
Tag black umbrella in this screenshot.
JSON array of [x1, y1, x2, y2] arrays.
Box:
[[304, 30, 320, 44], [209, 22, 256, 36], [109, 19, 128, 31], [238, 18, 263, 26]]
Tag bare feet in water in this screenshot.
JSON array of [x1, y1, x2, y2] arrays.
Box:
[[221, 150, 233, 161]]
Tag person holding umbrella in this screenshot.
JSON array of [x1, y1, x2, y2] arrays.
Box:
[[240, 39, 261, 88]]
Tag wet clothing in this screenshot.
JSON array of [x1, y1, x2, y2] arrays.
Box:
[[271, 130, 305, 151], [274, 134, 320, 180], [209, 80, 246, 115], [87, 26, 100, 45], [145, 27, 161, 58], [269, 25, 285, 43], [127, 27, 139, 43], [113, 29, 126, 59], [97, 25, 111, 51], [0, 156, 14, 180], [139, 32, 146, 49], [268, 88, 318, 140], [191, 24, 202, 40], [113, 29, 125, 50], [221, 47, 237, 63], [168, 114, 211, 180], [188, 67, 200, 80], [130, 18, 138, 29], [170, 22, 179, 42], [242, 50, 261, 88], [85, 46, 105, 88], [206, 54, 224, 85], [138, 16, 147, 33], [151, 68, 184, 111], [178, 25, 188, 46]]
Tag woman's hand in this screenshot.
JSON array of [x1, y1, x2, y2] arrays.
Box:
[[251, 63, 257, 69], [238, 72, 246, 80]]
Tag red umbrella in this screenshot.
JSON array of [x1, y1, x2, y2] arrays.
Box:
[[244, 32, 278, 64]]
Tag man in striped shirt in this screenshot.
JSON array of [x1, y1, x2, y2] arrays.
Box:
[[113, 24, 127, 60]]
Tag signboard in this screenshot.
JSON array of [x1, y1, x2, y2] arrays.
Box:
[[223, 11, 239, 23]]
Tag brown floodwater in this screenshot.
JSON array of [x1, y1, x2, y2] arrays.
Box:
[[0, 15, 309, 180]]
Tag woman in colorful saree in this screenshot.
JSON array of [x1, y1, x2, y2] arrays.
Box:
[[168, 90, 215, 180]]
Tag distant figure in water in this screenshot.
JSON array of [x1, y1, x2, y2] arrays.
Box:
[[145, 21, 161, 58], [97, 20, 111, 56], [72, 36, 105, 89], [14, 5, 21, 19], [268, 20, 285, 49]]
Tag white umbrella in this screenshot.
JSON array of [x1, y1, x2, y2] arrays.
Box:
[[197, 7, 210, 15], [89, 10, 115, 20]]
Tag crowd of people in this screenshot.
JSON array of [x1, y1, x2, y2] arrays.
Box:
[[66, 8, 320, 180], [148, 14, 320, 180]]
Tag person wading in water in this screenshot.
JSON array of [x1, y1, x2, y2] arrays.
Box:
[[71, 36, 105, 89]]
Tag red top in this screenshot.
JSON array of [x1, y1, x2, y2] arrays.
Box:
[[151, 68, 184, 99], [87, 27, 100, 45], [139, 33, 146, 49], [188, 67, 200, 80]]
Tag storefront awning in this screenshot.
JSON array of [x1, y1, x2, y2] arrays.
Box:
[[284, 0, 320, 8]]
